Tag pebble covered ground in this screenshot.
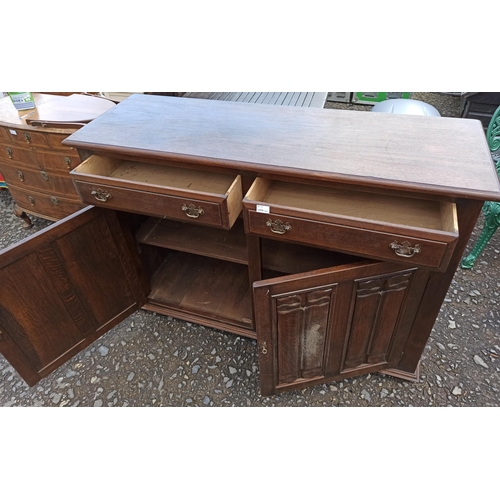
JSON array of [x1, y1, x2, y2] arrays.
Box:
[[1, 92, 499, 407]]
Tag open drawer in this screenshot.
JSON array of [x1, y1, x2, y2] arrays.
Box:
[[70, 156, 243, 229], [243, 178, 459, 272]]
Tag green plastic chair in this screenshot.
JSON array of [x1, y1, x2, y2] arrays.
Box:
[[461, 105, 500, 269]]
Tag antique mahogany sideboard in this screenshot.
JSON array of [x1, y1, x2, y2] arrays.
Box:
[[0, 93, 115, 227], [1, 95, 499, 396]]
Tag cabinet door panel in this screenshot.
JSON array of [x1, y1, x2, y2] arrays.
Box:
[[254, 261, 418, 396], [343, 271, 413, 369], [0, 207, 147, 386]]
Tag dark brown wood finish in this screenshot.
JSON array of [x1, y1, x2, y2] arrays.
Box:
[[254, 261, 421, 395], [64, 95, 500, 201], [2, 95, 500, 395], [0, 207, 147, 385]]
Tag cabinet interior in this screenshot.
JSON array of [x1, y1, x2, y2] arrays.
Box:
[[246, 178, 458, 232], [134, 215, 364, 333], [73, 155, 238, 195]]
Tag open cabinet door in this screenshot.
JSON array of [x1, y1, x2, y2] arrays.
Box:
[[0, 207, 148, 386], [253, 261, 420, 396]]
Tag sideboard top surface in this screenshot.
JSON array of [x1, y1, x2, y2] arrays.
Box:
[[63, 94, 500, 201]]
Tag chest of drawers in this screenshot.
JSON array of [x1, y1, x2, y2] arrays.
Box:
[[0, 93, 115, 227], [1, 95, 499, 396]]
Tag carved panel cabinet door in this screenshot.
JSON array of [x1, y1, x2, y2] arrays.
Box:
[[253, 261, 419, 396], [0, 207, 147, 386]]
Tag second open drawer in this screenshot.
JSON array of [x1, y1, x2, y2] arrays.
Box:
[[243, 178, 459, 271], [70, 155, 243, 229]]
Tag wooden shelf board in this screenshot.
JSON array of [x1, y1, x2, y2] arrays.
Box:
[[148, 251, 254, 330]]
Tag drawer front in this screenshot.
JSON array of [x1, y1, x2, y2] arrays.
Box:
[[34, 150, 81, 172], [0, 126, 13, 143], [47, 133, 77, 151], [1, 144, 36, 164], [5, 127, 50, 148], [8, 185, 86, 220], [246, 210, 456, 271], [0, 164, 79, 199], [74, 181, 226, 227]]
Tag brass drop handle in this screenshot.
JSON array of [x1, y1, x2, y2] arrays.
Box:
[[64, 157, 72, 169], [6, 147, 13, 159], [266, 219, 292, 235], [91, 188, 112, 202], [50, 196, 59, 206], [390, 241, 421, 258], [17, 170, 25, 181], [182, 203, 204, 218], [40, 170, 49, 181], [24, 132, 31, 143], [28, 196, 35, 206]]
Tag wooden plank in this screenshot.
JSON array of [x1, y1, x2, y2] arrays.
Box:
[[64, 94, 500, 201], [136, 217, 249, 264], [148, 252, 253, 328]]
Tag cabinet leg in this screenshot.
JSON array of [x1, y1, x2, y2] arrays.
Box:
[[14, 205, 33, 229]]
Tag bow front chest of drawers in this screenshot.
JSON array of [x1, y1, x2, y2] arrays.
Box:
[[0, 93, 115, 227], [1, 95, 499, 396]]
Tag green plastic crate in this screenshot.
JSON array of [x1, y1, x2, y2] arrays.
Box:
[[352, 92, 412, 105]]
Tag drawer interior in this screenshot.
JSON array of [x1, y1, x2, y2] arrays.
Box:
[[72, 155, 238, 195], [245, 178, 458, 233]]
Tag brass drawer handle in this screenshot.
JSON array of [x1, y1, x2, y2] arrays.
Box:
[[266, 219, 292, 235], [91, 188, 112, 202], [390, 241, 421, 258], [28, 196, 35, 206], [40, 170, 49, 181], [24, 132, 31, 143], [182, 203, 204, 218], [50, 196, 59, 206], [6, 147, 13, 159], [17, 170, 25, 182], [64, 157, 72, 169]]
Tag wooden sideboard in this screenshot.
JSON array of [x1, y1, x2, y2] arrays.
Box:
[[0, 93, 115, 227], [1, 95, 499, 396]]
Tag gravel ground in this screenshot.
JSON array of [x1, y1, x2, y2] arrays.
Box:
[[1, 92, 499, 407]]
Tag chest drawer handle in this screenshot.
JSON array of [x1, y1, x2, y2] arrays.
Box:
[[6, 147, 13, 159], [266, 219, 292, 235], [40, 170, 49, 181], [390, 241, 421, 258], [28, 196, 35, 206], [17, 170, 25, 181], [50, 196, 59, 206], [182, 203, 204, 218], [91, 188, 112, 202], [64, 157, 72, 168], [24, 132, 31, 143]]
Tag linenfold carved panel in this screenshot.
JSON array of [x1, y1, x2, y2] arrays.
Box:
[[276, 287, 335, 385], [342, 271, 413, 370]]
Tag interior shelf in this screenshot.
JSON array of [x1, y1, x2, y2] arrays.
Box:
[[147, 251, 254, 330], [136, 217, 248, 264], [136, 217, 362, 275]]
